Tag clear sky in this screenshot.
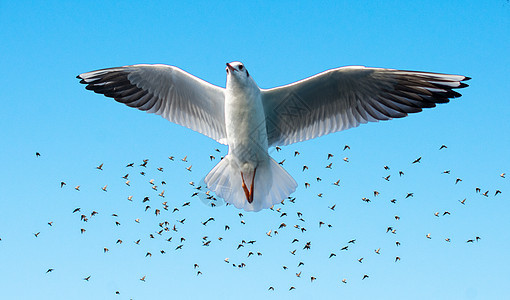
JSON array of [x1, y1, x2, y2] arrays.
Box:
[[1, 1, 509, 299]]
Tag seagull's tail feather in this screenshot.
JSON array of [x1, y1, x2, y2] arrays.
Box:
[[205, 156, 297, 212]]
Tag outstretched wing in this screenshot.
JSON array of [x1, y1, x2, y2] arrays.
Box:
[[78, 64, 227, 144], [262, 66, 470, 147]]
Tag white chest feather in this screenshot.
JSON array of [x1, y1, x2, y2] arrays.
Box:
[[225, 81, 268, 167]]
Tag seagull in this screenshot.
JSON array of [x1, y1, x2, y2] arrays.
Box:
[[78, 62, 469, 211]]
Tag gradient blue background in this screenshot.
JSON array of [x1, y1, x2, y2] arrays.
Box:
[[1, 1, 509, 299]]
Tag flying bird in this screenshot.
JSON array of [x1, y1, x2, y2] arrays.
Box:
[[78, 62, 469, 211]]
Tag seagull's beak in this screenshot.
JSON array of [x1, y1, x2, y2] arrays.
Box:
[[226, 63, 235, 73]]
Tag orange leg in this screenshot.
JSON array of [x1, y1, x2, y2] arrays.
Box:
[[240, 168, 257, 204], [240, 172, 250, 202], [249, 168, 256, 203]]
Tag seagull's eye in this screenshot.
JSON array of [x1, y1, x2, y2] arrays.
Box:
[[239, 65, 244, 70]]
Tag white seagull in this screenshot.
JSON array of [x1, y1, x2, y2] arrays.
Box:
[[77, 62, 469, 211]]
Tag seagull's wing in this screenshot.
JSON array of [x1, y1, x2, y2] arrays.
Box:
[[78, 64, 227, 144], [262, 66, 469, 147]]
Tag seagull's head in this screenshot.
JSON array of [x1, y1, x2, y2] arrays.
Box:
[[226, 61, 254, 89], [226, 61, 248, 76]]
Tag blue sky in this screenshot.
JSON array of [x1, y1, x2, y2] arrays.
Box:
[[0, 1, 509, 299]]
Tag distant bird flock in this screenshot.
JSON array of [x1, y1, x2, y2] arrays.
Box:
[[21, 144, 506, 296]]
